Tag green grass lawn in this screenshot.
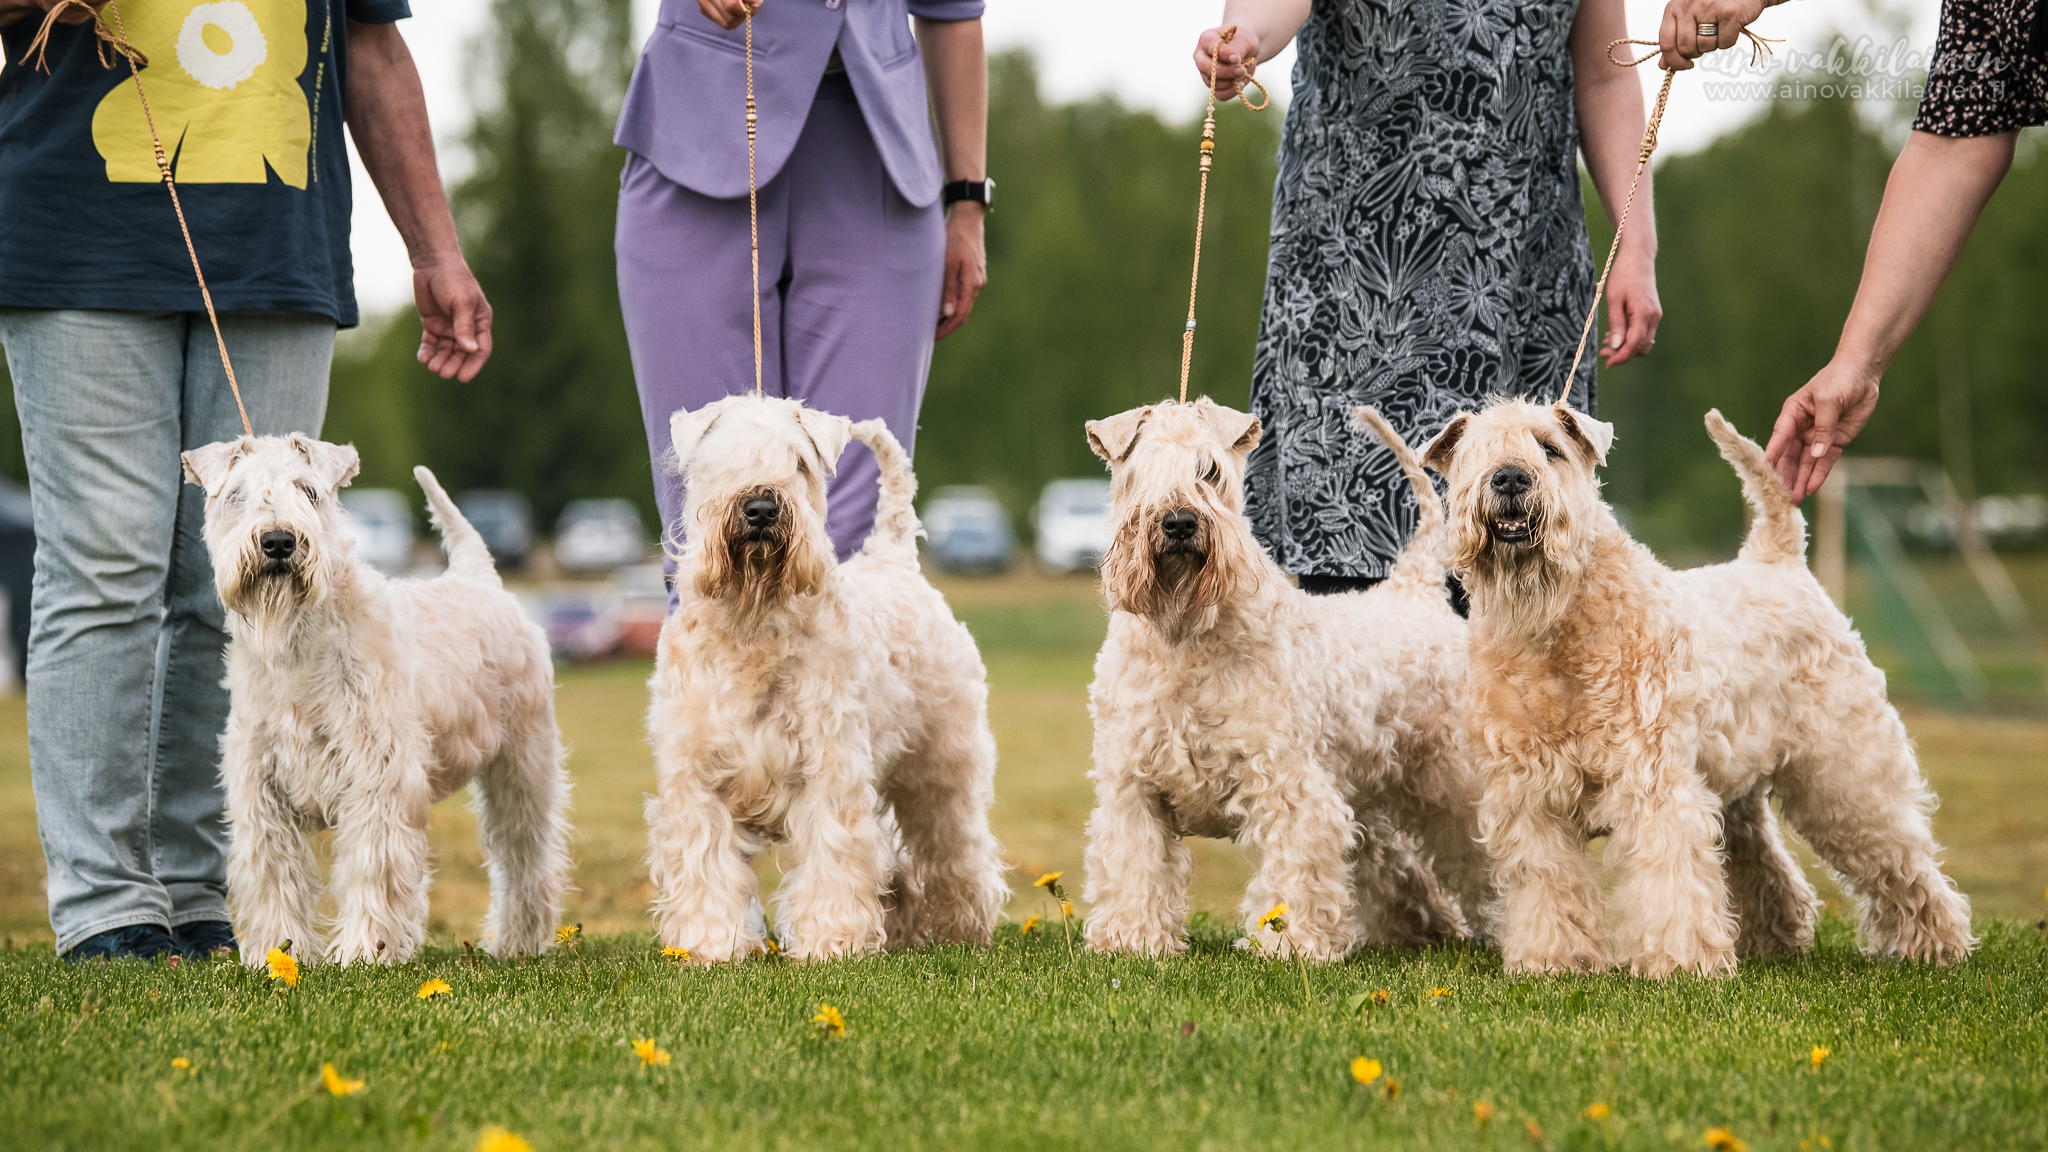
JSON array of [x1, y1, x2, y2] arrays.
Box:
[[1, 564, 2045, 1149]]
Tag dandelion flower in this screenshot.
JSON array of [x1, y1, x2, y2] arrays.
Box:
[[1582, 1102, 1611, 1120], [1526, 1119, 1545, 1142], [1259, 903, 1288, 932], [477, 1125, 532, 1152], [1034, 872, 1063, 890], [170, 1056, 191, 1073], [265, 947, 299, 988], [1021, 916, 1041, 936], [631, 1038, 671, 1067], [1384, 1078, 1401, 1099], [320, 1063, 365, 1097], [1473, 1100, 1496, 1123], [417, 978, 452, 1000], [662, 947, 691, 961], [1704, 1127, 1748, 1152], [1350, 1057, 1382, 1086], [1810, 1045, 1830, 1068], [1060, 900, 1075, 918], [1429, 986, 1453, 997], [763, 938, 781, 956], [812, 1003, 846, 1038], [555, 925, 580, 943]]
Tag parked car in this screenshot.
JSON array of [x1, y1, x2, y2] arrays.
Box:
[[1033, 478, 1112, 573], [554, 498, 647, 572], [921, 485, 1014, 574], [611, 563, 669, 657], [458, 489, 534, 569], [340, 489, 414, 574], [530, 588, 621, 662]]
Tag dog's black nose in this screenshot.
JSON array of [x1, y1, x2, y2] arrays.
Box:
[[1489, 467, 1531, 497], [260, 530, 296, 561], [742, 497, 779, 529], [1160, 508, 1199, 541]]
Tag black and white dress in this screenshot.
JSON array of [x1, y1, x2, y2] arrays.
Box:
[[1245, 0, 1598, 579]]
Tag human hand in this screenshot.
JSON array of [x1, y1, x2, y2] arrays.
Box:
[[1763, 360, 1880, 499], [1193, 24, 1262, 100], [0, 0, 106, 27], [412, 257, 493, 382], [1598, 252, 1662, 367], [936, 202, 986, 341], [695, 0, 756, 32], [1657, 0, 1768, 71]]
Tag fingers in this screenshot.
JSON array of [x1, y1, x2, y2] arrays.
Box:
[[1659, 7, 1695, 72], [1764, 397, 1811, 493]]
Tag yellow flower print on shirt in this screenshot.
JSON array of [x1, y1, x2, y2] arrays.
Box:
[[92, 0, 314, 187]]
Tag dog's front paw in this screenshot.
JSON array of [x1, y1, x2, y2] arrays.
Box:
[[1083, 922, 1186, 958], [1629, 945, 1736, 979], [1502, 945, 1610, 975]]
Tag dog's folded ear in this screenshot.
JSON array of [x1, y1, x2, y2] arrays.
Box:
[[289, 434, 361, 492], [1421, 413, 1472, 474], [795, 407, 853, 478], [1195, 399, 1261, 457], [1553, 404, 1615, 465], [669, 405, 722, 474], [1085, 406, 1152, 465], [181, 437, 256, 495]]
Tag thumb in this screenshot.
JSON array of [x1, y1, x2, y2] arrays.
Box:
[[449, 285, 479, 353]]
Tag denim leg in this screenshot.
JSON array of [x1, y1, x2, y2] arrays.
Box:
[[154, 313, 332, 930], [0, 308, 332, 952]]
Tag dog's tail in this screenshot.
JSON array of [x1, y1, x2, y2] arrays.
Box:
[[1705, 409, 1807, 565], [850, 418, 923, 560], [414, 465, 500, 583], [1355, 406, 1448, 592]]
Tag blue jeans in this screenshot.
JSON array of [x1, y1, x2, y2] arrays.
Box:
[[0, 309, 333, 953]]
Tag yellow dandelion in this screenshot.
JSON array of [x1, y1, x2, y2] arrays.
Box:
[[661, 947, 691, 961], [1034, 871, 1063, 890], [1259, 903, 1288, 932], [1704, 1127, 1749, 1152], [1810, 1045, 1830, 1068], [416, 978, 453, 1001], [1350, 1057, 1382, 1085], [1582, 1102, 1611, 1121], [1021, 916, 1041, 935], [265, 947, 299, 988], [1526, 1119, 1545, 1142], [1060, 900, 1075, 918], [1384, 1078, 1402, 1099], [555, 925, 580, 943], [320, 1063, 365, 1097], [1371, 988, 1390, 1006], [763, 938, 781, 956], [1429, 986, 1453, 997], [812, 1003, 846, 1038], [1473, 1100, 1496, 1124], [171, 1056, 192, 1073], [631, 1038, 671, 1068], [477, 1125, 532, 1152]]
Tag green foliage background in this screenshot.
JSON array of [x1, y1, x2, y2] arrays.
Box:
[[1, 3, 2045, 555]]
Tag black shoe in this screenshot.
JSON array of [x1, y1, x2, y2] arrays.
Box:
[[172, 920, 239, 960], [67, 923, 177, 962]]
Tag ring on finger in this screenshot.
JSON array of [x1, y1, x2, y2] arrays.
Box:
[[1697, 21, 1719, 39]]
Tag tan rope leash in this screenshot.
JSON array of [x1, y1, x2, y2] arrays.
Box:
[[744, 10, 762, 396], [1180, 25, 1267, 404], [25, 0, 255, 438], [1554, 30, 1777, 406]]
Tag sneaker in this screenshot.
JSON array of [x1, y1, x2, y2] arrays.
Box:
[[172, 920, 239, 960], [66, 923, 177, 962]]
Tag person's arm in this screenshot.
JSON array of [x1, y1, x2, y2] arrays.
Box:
[[1195, 0, 1311, 100], [346, 20, 492, 382], [1571, 0, 1661, 367], [1764, 130, 2015, 498], [917, 16, 987, 341], [1654, 0, 1787, 72]]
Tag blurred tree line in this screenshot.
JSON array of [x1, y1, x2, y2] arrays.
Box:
[[1, 5, 2044, 557]]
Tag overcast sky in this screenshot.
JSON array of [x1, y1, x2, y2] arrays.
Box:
[[350, 0, 1941, 314]]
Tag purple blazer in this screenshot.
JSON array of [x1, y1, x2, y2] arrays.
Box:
[[615, 0, 983, 208]]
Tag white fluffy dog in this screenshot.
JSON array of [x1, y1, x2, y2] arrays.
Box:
[[1081, 398, 1491, 961], [183, 435, 570, 967], [645, 394, 1007, 962], [1423, 400, 1974, 977]]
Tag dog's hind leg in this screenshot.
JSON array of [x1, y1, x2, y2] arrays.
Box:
[[1722, 781, 1816, 957], [224, 735, 321, 969], [1774, 702, 1974, 965], [328, 768, 434, 966], [474, 700, 572, 959], [1348, 809, 1468, 946], [883, 708, 1006, 948]]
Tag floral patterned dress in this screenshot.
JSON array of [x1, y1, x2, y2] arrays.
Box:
[[1245, 0, 1597, 579]]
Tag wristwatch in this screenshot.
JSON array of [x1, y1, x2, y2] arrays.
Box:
[[941, 178, 995, 210]]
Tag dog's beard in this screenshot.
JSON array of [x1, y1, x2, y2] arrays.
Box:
[[694, 491, 828, 624], [1099, 503, 1253, 640], [221, 542, 316, 622], [1455, 487, 1588, 635]]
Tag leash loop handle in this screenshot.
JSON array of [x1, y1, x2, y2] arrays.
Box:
[[1180, 25, 1267, 404]]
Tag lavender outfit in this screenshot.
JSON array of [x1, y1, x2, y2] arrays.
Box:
[[615, 0, 982, 561]]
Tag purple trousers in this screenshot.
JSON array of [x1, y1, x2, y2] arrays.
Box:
[[617, 72, 946, 563]]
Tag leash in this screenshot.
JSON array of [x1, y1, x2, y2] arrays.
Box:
[[1554, 29, 1777, 406], [744, 8, 762, 396], [24, 0, 255, 438], [1180, 25, 1267, 404]]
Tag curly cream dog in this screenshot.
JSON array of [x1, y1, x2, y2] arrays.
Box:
[[1081, 398, 1491, 961], [1424, 400, 1973, 977], [645, 395, 1007, 962]]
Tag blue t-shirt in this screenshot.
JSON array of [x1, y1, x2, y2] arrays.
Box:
[[0, 0, 410, 327]]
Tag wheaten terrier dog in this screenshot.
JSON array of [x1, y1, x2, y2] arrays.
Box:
[[645, 395, 1007, 962], [1080, 398, 1491, 961], [1423, 400, 1974, 977], [183, 435, 570, 967]]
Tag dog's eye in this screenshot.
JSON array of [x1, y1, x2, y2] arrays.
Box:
[[1541, 441, 1564, 461], [300, 484, 320, 504], [1200, 457, 1221, 485]]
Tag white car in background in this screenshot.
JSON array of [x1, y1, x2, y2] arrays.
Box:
[[554, 498, 647, 572], [340, 489, 415, 574], [1033, 479, 1112, 574]]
